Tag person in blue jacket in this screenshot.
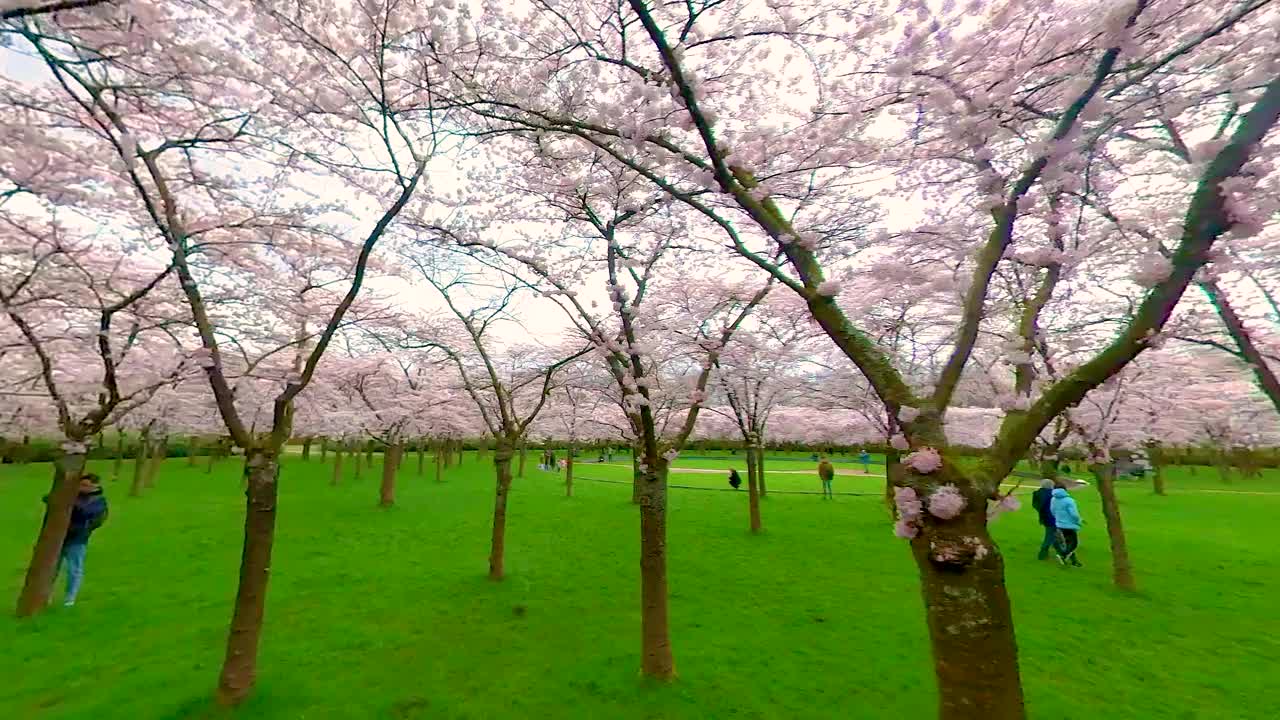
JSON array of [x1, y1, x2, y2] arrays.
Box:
[[1050, 485, 1083, 567], [44, 473, 109, 607]]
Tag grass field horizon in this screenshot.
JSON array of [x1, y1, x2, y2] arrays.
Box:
[[3, 454, 1278, 719]]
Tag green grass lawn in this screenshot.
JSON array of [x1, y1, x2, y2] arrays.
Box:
[[2, 455, 1278, 719]]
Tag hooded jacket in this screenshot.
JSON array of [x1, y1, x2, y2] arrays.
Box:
[[64, 488, 108, 546], [1031, 487, 1056, 527], [1050, 488, 1081, 531]]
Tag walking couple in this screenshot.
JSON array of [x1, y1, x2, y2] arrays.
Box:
[[1032, 479, 1083, 567]]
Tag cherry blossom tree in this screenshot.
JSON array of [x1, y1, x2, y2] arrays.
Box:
[[423, 1, 1280, 714]]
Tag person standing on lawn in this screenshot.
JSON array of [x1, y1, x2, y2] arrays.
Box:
[[1050, 485, 1084, 567], [1031, 479, 1057, 561], [818, 457, 835, 499], [44, 473, 109, 607]]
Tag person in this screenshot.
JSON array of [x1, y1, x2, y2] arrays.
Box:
[[817, 456, 835, 499], [1050, 485, 1083, 567], [48, 473, 108, 607], [548, 450, 557, 472], [728, 468, 742, 490], [1031, 479, 1057, 560], [858, 449, 871, 474]]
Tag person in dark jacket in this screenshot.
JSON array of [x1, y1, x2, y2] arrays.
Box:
[[49, 473, 108, 607], [728, 468, 742, 490], [1031, 479, 1057, 560]]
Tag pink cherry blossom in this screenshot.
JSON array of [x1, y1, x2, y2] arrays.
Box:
[[927, 485, 967, 520], [904, 447, 943, 474]]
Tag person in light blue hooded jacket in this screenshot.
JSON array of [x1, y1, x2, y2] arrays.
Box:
[[1050, 486, 1083, 567]]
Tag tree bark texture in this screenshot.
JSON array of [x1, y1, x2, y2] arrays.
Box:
[[130, 435, 149, 497], [379, 442, 401, 508], [489, 445, 515, 581], [331, 445, 343, 486], [638, 461, 676, 679], [15, 452, 86, 617], [1200, 280, 1280, 416], [416, 441, 425, 477], [111, 432, 125, 482], [516, 443, 525, 478], [755, 444, 767, 497], [745, 443, 762, 534], [631, 448, 642, 505], [320, 439, 328, 463], [1094, 465, 1137, 592], [352, 441, 363, 481], [143, 436, 166, 488], [215, 450, 280, 706], [909, 502, 1025, 720], [301, 437, 312, 462], [565, 444, 574, 497]]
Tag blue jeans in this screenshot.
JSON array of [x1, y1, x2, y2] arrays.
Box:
[[1038, 526, 1057, 560], [57, 543, 87, 604]]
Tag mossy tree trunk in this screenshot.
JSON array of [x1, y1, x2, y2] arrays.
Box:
[[903, 461, 1025, 719], [745, 441, 762, 534], [638, 458, 675, 679], [489, 442, 515, 580], [379, 442, 401, 508], [215, 450, 280, 706], [1094, 463, 1137, 591], [111, 431, 125, 482], [15, 451, 87, 616]]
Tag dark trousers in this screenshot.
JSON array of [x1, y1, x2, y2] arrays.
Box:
[[1057, 529, 1080, 563], [1038, 525, 1057, 560]]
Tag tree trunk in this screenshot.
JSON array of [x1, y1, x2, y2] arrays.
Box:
[[331, 444, 343, 486], [130, 434, 149, 497], [631, 448, 642, 505], [435, 440, 444, 483], [143, 436, 166, 488], [364, 441, 374, 470], [517, 443, 525, 478], [1095, 464, 1137, 592], [638, 460, 676, 679], [111, 432, 125, 482], [187, 436, 199, 466], [1152, 460, 1166, 496], [15, 451, 87, 617], [566, 443, 575, 497], [489, 444, 515, 581], [215, 449, 280, 706], [745, 442, 762, 534], [443, 440, 453, 469], [379, 443, 401, 508], [352, 441, 363, 481], [1199, 279, 1280, 416], [206, 442, 217, 474], [416, 440, 425, 477], [19, 434, 30, 464], [755, 444, 767, 497], [457, 440, 465, 467], [908, 500, 1025, 719], [320, 439, 328, 463], [301, 437, 312, 462]]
